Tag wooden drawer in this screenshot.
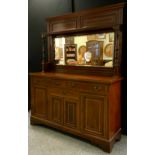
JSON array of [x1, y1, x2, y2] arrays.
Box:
[[31, 77, 66, 88], [48, 79, 66, 88], [32, 77, 108, 95], [81, 82, 107, 95], [66, 81, 108, 95], [48, 88, 79, 99], [31, 77, 50, 87]]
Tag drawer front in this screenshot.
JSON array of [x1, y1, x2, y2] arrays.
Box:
[[48, 79, 66, 88], [48, 88, 79, 99], [66, 81, 107, 95], [31, 77, 50, 87], [32, 77, 108, 95], [32, 77, 66, 88], [82, 83, 107, 94]]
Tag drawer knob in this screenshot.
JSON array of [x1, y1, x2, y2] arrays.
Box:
[[94, 86, 99, 90]]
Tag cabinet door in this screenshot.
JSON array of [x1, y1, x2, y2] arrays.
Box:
[[48, 94, 63, 125], [31, 87, 47, 119], [64, 98, 79, 130], [81, 94, 107, 138]]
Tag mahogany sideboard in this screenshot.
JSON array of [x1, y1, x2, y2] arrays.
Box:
[[30, 2, 126, 153], [30, 72, 122, 153]]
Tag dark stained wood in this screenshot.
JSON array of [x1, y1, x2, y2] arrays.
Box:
[[45, 2, 126, 76], [31, 86, 47, 119], [30, 2, 126, 153], [80, 10, 118, 29], [108, 82, 121, 138], [81, 94, 106, 137], [30, 72, 122, 83], [30, 72, 122, 153], [46, 3, 125, 25], [49, 18, 77, 33], [48, 94, 63, 125], [64, 98, 79, 129]]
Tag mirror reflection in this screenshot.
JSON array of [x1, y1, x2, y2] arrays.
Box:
[[54, 32, 115, 67]]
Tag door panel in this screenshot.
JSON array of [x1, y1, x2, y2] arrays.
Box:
[[48, 94, 63, 125], [81, 94, 107, 137], [31, 87, 47, 119], [64, 99, 79, 129]]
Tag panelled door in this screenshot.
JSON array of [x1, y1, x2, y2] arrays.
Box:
[[48, 94, 63, 125], [31, 86, 47, 119], [64, 98, 79, 130], [81, 94, 107, 138]]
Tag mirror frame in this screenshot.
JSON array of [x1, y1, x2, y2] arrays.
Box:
[[45, 3, 125, 76]]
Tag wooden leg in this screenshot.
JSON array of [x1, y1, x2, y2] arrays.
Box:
[[99, 142, 112, 153], [99, 130, 122, 153]]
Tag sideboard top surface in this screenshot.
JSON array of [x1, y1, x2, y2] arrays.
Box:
[[30, 72, 122, 84]]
